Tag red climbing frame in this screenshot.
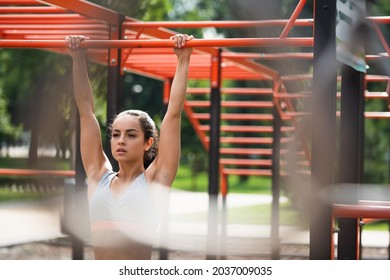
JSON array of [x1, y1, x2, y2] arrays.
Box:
[[0, 0, 390, 260]]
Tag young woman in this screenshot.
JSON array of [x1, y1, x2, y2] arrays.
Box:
[[66, 34, 193, 260]]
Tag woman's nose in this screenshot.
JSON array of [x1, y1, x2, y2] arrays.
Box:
[[118, 135, 125, 144]]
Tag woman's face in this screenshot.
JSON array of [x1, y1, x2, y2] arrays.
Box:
[[110, 114, 151, 164]]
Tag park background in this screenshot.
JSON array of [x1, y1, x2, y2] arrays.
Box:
[[0, 0, 390, 259]]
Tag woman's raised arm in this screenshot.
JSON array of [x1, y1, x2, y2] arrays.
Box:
[[147, 34, 193, 186], [66, 35, 111, 185]]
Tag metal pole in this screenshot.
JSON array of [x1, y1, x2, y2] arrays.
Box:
[[105, 15, 125, 171], [337, 65, 365, 260], [0, 38, 313, 49], [123, 19, 313, 29], [72, 113, 87, 260], [220, 173, 228, 260], [207, 48, 222, 260], [271, 102, 281, 259], [159, 79, 172, 260], [310, 0, 337, 260]]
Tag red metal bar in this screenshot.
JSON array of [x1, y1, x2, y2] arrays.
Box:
[[187, 87, 274, 95], [210, 51, 220, 88], [220, 172, 228, 197], [0, 24, 108, 30], [0, 168, 75, 177], [183, 101, 209, 150], [201, 125, 297, 133], [220, 158, 272, 166], [0, 38, 313, 49], [220, 148, 272, 155], [186, 100, 273, 108], [366, 53, 389, 60], [224, 54, 279, 80], [274, 93, 311, 98], [122, 16, 390, 29], [365, 91, 389, 98], [123, 19, 313, 29], [359, 200, 390, 206], [2, 30, 108, 36], [207, 137, 274, 144], [372, 22, 390, 58], [364, 112, 390, 118], [0, 0, 41, 4], [367, 16, 390, 24], [223, 52, 313, 60], [226, 52, 388, 60], [333, 204, 390, 219], [365, 74, 389, 82], [223, 169, 272, 176], [163, 79, 171, 105], [280, 0, 307, 38], [0, 6, 67, 13], [199, 125, 274, 133], [193, 113, 274, 121], [42, 0, 120, 25], [0, 14, 88, 21]]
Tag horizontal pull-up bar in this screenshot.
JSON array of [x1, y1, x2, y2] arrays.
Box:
[[0, 6, 67, 13], [123, 16, 390, 29], [0, 37, 313, 48], [0, 168, 75, 177], [124, 19, 313, 28]]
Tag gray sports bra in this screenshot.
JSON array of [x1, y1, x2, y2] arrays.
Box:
[[89, 171, 157, 232]]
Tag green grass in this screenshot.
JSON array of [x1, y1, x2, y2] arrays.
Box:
[[0, 157, 71, 170], [0, 157, 69, 203], [172, 165, 271, 194], [171, 201, 308, 227], [363, 220, 390, 231]]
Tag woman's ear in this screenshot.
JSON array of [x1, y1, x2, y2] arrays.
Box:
[[145, 137, 154, 151]]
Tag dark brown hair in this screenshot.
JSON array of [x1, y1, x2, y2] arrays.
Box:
[[110, 110, 158, 169]]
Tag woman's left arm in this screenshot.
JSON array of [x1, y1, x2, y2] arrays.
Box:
[[148, 34, 193, 186]]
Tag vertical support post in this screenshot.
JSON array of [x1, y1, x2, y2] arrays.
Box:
[[72, 113, 87, 260], [159, 79, 172, 260], [337, 66, 365, 259], [310, 0, 337, 260], [271, 101, 281, 259], [220, 172, 228, 260], [207, 48, 222, 260], [105, 14, 125, 171]]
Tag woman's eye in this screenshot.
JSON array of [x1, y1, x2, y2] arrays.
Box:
[[112, 134, 119, 138]]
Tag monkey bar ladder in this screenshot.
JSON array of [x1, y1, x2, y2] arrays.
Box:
[[0, 0, 389, 260]]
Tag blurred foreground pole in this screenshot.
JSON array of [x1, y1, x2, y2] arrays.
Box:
[[73, 113, 87, 260], [337, 66, 365, 259], [310, 0, 337, 259], [337, 0, 366, 259], [159, 79, 172, 260], [207, 49, 222, 260], [271, 103, 281, 259]]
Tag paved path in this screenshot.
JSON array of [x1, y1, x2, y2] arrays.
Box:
[[0, 197, 64, 247]]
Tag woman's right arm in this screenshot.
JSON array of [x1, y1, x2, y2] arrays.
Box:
[[66, 36, 112, 183]]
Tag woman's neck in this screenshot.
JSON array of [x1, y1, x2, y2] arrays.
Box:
[[116, 164, 144, 183]]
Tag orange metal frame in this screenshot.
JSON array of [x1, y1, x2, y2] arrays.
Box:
[[332, 201, 390, 260], [0, 0, 390, 259]]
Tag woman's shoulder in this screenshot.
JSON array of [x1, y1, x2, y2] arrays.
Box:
[[87, 169, 116, 188], [98, 170, 117, 184], [87, 169, 116, 200]]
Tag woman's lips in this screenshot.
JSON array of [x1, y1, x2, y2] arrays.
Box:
[[116, 148, 127, 154]]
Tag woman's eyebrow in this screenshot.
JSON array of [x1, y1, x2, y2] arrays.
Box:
[[112, 128, 138, 133]]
